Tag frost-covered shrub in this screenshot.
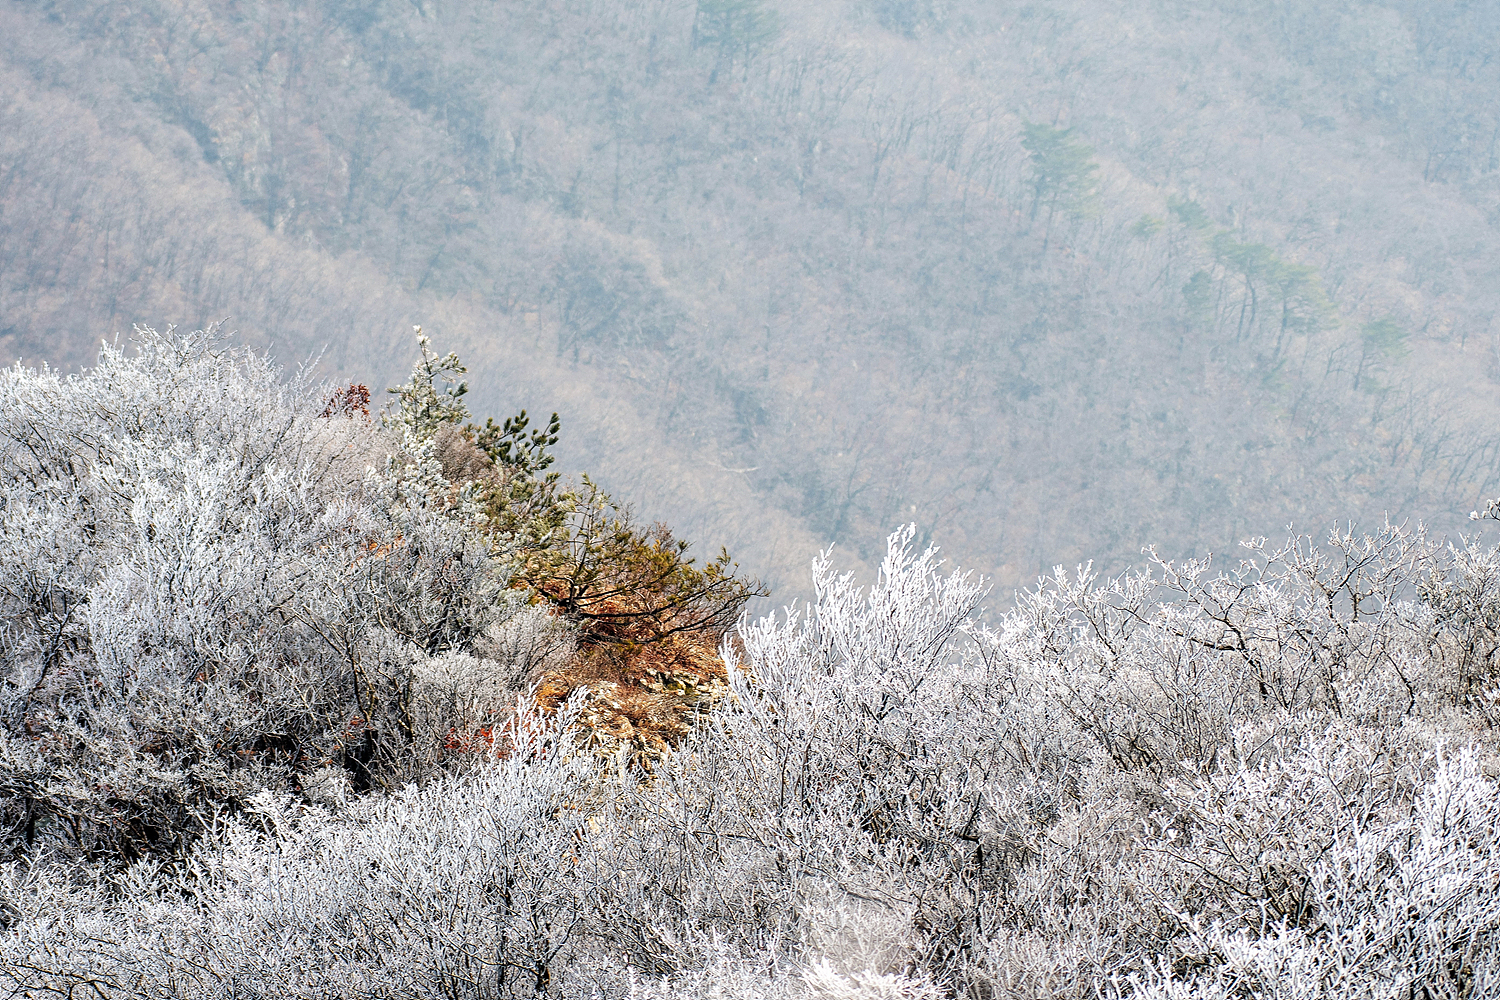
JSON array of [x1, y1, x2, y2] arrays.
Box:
[[7, 351, 1500, 1000], [1127, 746, 1500, 999], [408, 606, 576, 760], [0, 328, 538, 859], [470, 602, 579, 693], [1419, 535, 1500, 722], [2, 698, 593, 998], [578, 529, 992, 980], [583, 522, 1500, 997]]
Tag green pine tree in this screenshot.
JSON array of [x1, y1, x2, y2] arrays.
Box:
[[1022, 122, 1100, 251]]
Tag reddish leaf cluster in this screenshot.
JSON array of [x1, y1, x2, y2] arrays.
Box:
[[320, 383, 372, 418], [441, 725, 496, 755]]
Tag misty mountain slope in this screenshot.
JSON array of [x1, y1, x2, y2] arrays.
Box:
[[0, 50, 414, 378], [3, 0, 1499, 596]]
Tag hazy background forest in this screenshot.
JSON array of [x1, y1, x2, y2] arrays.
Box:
[[5, 0, 1500, 597]]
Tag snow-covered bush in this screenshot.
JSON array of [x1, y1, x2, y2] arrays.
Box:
[[574, 528, 992, 984], [3, 696, 592, 998], [5, 330, 1500, 998], [582, 523, 1500, 997], [1125, 744, 1500, 1000], [0, 327, 538, 860]]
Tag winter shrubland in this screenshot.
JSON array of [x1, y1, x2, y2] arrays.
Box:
[[0, 326, 566, 861], [4, 329, 1500, 998]]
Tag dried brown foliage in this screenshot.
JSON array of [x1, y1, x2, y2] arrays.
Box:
[[320, 383, 372, 419]]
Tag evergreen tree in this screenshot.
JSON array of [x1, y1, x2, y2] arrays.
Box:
[[1022, 122, 1100, 250], [693, 0, 781, 83], [1356, 316, 1409, 390]]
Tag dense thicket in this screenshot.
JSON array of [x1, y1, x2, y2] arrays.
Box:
[[0, 326, 756, 857], [4, 331, 1500, 999], [4, 0, 1500, 595]]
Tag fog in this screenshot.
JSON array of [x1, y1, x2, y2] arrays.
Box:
[[5, 0, 1500, 598]]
